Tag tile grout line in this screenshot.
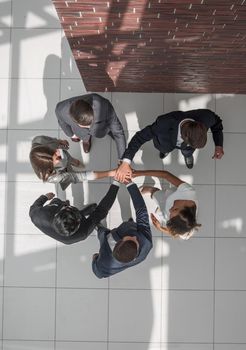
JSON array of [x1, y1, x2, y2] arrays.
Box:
[[213, 95, 217, 350], [2, 0, 14, 345], [54, 27, 64, 350]]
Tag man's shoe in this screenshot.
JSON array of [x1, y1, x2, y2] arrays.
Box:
[[159, 152, 169, 159], [82, 136, 92, 153], [184, 155, 194, 169]]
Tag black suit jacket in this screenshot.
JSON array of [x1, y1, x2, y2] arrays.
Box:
[[123, 109, 223, 161], [29, 184, 119, 244], [92, 183, 152, 278]]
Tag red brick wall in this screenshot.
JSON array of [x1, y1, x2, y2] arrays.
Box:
[[53, 0, 246, 93]]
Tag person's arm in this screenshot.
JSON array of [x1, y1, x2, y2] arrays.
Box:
[[81, 182, 120, 240], [132, 169, 185, 187], [55, 103, 74, 137], [126, 182, 152, 242], [108, 113, 127, 160], [209, 111, 224, 159], [151, 213, 172, 236]]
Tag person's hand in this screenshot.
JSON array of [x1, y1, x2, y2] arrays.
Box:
[[45, 192, 55, 200], [131, 168, 137, 178], [92, 253, 99, 261], [59, 139, 69, 149], [212, 146, 224, 159], [71, 135, 81, 142], [151, 213, 162, 230], [115, 162, 132, 183], [109, 169, 117, 177]]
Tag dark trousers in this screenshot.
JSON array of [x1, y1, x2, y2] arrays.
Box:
[[180, 146, 195, 158]]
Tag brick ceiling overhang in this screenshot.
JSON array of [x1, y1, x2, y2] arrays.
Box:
[[53, 0, 246, 93]]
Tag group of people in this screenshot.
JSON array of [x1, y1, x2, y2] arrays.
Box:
[[29, 93, 224, 278]]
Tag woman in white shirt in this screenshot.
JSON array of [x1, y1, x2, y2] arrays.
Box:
[[132, 169, 201, 239]]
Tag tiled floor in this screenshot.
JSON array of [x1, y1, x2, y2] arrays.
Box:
[[1, 1, 246, 350]]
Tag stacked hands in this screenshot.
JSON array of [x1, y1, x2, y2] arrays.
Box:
[[113, 163, 162, 231]]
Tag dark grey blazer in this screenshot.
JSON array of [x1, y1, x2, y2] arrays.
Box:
[[55, 93, 126, 159]]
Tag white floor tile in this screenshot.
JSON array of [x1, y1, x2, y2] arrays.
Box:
[[61, 35, 82, 79], [0, 29, 10, 78], [194, 185, 215, 237], [3, 341, 54, 350], [0, 79, 9, 128], [57, 237, 108, 288], [9, 79, 60, 129], [0, 287, 2, 338], [109, 343, 160, 350], [215, 291, 246, 343], [5, 181, 55, 235], [7, 130, 58, 181], [0, 1, 11, 28], [216, 94, 246, 132], [162, 238, 214, 290], [161, 345, 213, 350], [56, 342, 107, 350], [164, 93, 215, 113], [112, 93, 164, 131], [12, 0, 61, 29], [3, 287, 55, 340], [215, 238, 246, 290], [56, 289, 108, 341], [216, 186, 246, 237], [11, 29, 61, 78], [109, 290, 161, 342], [60, 79, 87, 99], [164, 134, 215, 185], [162, 291, 213, 342], [216, 133, 246, 185], [4, 235, 56, 287], [0, 235, 5, 285], [109, 237, 162, 290], [0, 182, 6, 233], [214, 345, 246, 350], [0, 130, 7, 181]]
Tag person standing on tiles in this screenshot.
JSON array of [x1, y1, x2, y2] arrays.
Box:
[[115, 109, 224, 181], [29, 181, 121, 245], [92, 180, 152, 278], [55, 93, 126, 159]]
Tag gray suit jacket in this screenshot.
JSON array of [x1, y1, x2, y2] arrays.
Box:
[[31, 135, 83, 191], [55, 93, 126, 159]]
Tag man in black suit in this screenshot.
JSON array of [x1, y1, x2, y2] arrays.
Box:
[[92, 181, 152, 278], [115, 109, 224, 180], [55, 93, 126, 159], [29, 183, 120, 244]]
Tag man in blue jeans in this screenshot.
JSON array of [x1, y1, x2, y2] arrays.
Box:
[[92, 181, 152, 278]]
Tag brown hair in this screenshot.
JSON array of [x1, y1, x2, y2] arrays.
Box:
[[29, 146, 55, 181], [69, 99, 94, 126], [167, 205, 201, 237], [182, 121, 207, 148], [113, 239, 138, 263]]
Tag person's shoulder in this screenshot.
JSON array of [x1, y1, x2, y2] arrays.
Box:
[[156, 111, 185, 123], [177, 182, 194, 192]]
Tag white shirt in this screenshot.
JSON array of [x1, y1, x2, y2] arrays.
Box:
[[153, 183, 198, 240]]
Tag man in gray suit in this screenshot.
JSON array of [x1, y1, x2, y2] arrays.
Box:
[[55, 93, 126, 158]]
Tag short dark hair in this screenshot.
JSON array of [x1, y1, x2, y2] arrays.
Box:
[[29, 146, 55, 181], [182, 121, 207, 148], [53, 206, 81, 237], [113, 239, 138, 263], [167, 205, 201, 237], [69, 99, 94, 126]]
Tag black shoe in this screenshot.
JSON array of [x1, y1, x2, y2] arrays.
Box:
[[184, 155, 194, 169], [159, 152, 169, 159]]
